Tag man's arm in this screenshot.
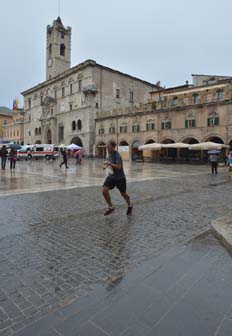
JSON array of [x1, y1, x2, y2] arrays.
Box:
[[105, 161, 121, 170], [103, 153, 122, 170]]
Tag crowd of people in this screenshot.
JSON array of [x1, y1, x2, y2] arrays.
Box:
[[0, 146, 84, 171]]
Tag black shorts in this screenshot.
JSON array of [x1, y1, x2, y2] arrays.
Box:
[[103, 175, 127, 193]]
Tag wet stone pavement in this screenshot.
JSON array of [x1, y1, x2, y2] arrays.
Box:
[[0, 160, 232, 335]]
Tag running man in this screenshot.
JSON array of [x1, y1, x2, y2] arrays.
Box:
[[102, 140, 133, 216]]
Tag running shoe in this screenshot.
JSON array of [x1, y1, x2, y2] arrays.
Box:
[[127, 206, 133, 215], [104, 207, 115, 216]]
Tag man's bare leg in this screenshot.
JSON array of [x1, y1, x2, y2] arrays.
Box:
[[102, 187, 113, 208], [121, 192, 132, 207]]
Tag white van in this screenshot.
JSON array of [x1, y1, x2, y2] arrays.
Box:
[[17, 146, 33, 160], [27, 144, 60, 160]]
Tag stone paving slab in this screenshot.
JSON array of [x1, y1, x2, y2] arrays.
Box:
[[0, 166, 232, 334], [12, 233, 232, 336], [211, 215, 232, 252]]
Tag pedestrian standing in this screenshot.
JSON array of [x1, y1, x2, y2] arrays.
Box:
[[228, 153, 232, 178], [74, 150, 79, 165], [74, 149, 83, 165], [60, 148, 69, 169], [0, 145, 8, 170], [78, 149, 83, 164], [9, 148, 17, 170], [209, 153, 219, 174], [102, 140, 133, 216]]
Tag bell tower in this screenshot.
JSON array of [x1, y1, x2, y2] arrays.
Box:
[[46, 17, 71, 80]]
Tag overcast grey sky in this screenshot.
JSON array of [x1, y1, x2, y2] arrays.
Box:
[[0, 0, 232, 108]]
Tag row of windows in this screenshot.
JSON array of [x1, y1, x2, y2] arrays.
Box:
[[4, 130, 20, 137], [61, 81, 82, 97], [27, 81, 83, 108], [54, 80, 82, 100], [98, 117, 220, 134], [33, 121, 83, 137], [3, 118, 24, 126], [169, 89, 224, 108], [27, 85, 134, 109], [115, 89, 134, 102]]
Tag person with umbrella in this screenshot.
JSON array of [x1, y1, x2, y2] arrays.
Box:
[[208, 150, 220, 174], [0, 145, 8, 170], [74, 149, 83, 165]]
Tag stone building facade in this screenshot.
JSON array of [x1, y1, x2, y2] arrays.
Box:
[[2, 109, 24, 145], [95, 74, 232, 160], [21, 17, 156, 155], [0, 107, 15, 143]]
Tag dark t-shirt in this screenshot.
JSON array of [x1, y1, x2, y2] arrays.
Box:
[[0, 148, 8, 158], [108, 151, 125, 179]]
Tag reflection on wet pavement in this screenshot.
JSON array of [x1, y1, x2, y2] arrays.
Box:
[[0, 159, 212, 196], [0, 161, 231, 335]]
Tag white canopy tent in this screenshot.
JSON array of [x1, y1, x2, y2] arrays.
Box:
[[67, 143, 83, 150], [139, 142, 189, 151], [138, 143, 162, 151], [188, 142, 229, 151], [162, 142, 189, 149]]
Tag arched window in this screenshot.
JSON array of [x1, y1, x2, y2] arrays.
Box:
[[72, 121, 76, 131], [38, 127, 41, 135], [77, 120, 82, 130], [35, 128, 38, 135], [49, 44, 52, 55], [60, 44, 65, 56]]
